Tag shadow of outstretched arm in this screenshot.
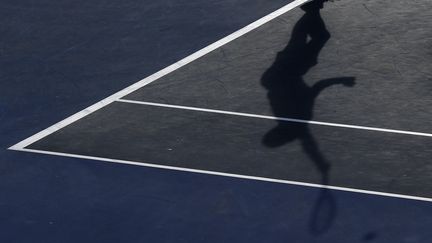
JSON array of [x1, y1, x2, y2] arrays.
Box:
[[312, 77, 356, 97]]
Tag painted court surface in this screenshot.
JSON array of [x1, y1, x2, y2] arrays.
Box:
[[3, 0, 432, 242]]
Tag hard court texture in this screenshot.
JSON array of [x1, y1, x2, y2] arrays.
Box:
[[26, 0, 432, 198]]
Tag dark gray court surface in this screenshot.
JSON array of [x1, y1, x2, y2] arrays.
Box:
[[22, 0, 432, 199]]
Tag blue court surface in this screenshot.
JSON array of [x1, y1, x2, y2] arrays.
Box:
[[2, 0, 432, 242]]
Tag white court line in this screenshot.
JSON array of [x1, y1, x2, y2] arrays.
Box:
[[8, 0, 432, 203], [8, 0, 311, 151], [12, 147, 432, 203], [117, 99, 432, 138]]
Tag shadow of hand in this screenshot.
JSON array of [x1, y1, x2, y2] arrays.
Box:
[[340, 77, 356, 87]]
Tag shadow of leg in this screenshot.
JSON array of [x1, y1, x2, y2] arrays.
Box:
[[301, 131, 337, 235], [301, 131, 330, 176]]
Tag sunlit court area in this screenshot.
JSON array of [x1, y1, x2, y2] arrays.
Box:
[[2, 0, 432, 242]]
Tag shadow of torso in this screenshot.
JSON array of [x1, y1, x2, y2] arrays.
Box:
[[261, 7, 330, 148]]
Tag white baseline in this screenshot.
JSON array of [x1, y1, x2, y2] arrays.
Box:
[[16, 147, 432, 203]]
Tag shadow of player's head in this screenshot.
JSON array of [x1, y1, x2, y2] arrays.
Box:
[[280, 0, 331, 77], [301, 0, 331, 12]]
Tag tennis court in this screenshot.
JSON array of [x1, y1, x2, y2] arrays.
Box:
[[3, 0, 432, 242]]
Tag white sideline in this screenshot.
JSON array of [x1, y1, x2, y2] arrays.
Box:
[[117, 99, 432, 138], [14, 147, 432, 203], [8, 0, 311, 150]]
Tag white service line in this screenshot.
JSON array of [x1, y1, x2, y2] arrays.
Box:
[[13, 147, 432, 203], [8, 0, 311, 150], [117, 99, 432, 138]]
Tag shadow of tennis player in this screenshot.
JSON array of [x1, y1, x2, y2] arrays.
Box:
[[261, 0, 355, 235]]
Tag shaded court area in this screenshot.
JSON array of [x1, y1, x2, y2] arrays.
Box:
[[19, 0, 432, 198], [4, 0, 432, 242]]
